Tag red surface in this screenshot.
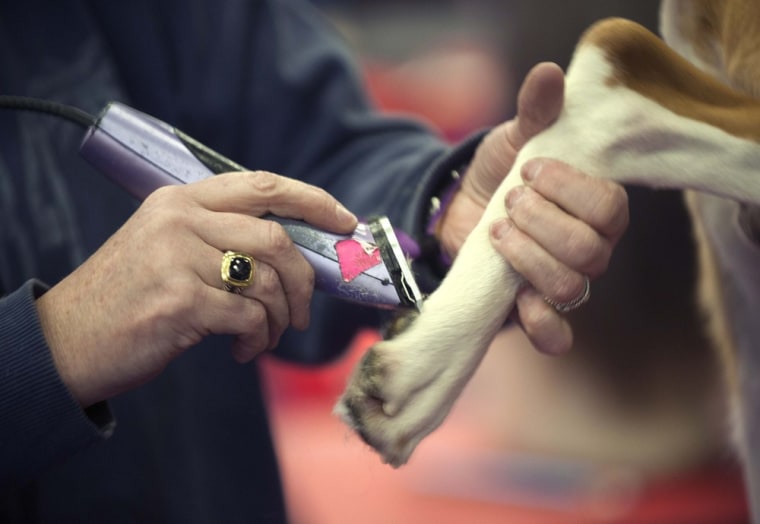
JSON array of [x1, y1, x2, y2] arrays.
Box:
[[260, 330, 749, 524]]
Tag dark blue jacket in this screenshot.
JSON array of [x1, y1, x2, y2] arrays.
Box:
[[0, 0, 481, 521]]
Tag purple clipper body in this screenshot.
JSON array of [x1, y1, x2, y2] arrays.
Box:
[[79, 102, 423, 310]]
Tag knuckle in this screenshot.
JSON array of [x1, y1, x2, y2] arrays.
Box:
[[521, 302, 554, 336], [497, 232, 528, 271], [265, 222, 294, 255], [151, 275, 201, 322], [144, 184, 173, 203], [248, 170, 279, 195], [256, 266, 281, 296], [565, 228, 601, 267], [566, 226, 613, 276], [146, 185, 184, 208], [553, 273, 584, 303], [517, 290, 572, 355], [143, 188, 192, 228], [242, 301, 268, 330], [508, 187, 537, 222], [593, 182, 628, 227], [300, 185, 336, 220], [163, 210, 189, 232], [315, 187, 337, 211]]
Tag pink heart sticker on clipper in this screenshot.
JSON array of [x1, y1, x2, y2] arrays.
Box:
[[335, 239, 382, 282]]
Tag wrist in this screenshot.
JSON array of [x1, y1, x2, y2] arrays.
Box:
[[36, 291, 98, 408]]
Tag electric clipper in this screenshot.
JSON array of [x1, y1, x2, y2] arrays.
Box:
[[1, 97, 423, 310]]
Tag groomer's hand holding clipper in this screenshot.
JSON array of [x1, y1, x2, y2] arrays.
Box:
[[0, 95, 423, 408], [36, 171, 357, 408]]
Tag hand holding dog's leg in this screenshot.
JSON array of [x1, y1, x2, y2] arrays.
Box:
[[440, 62, 629, 355], [493, 160, 629, 354]]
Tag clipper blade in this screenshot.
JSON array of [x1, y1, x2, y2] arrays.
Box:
[[368, 217, 424, 311]]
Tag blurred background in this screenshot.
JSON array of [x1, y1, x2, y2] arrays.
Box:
[[259, 2, 750, 522]]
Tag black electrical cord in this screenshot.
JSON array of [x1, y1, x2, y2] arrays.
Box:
[[0, 95, 95, 128]]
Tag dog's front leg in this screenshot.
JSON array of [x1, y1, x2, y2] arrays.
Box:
[[334, 156, 528, 467]]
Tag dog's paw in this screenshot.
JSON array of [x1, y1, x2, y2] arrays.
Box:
[[335, 215, 518, 466], [334, 337, 441, 466], [334, 341, 424, 467], [334, 310, 495, 467]]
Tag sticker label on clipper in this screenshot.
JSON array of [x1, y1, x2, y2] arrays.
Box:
[[335, 239, 382, 282]]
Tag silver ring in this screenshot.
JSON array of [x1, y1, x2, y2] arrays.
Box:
[[221, 251, 255, 294], [545, 276, 591, 313]]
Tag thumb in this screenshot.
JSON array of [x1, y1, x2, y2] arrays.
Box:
[[512, 62, 565, 146], [463, 62, 565, 204]]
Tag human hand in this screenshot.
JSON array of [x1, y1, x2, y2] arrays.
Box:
[[491, 160, 628, 355], [437, 62, 629, 354], [35, 171, 357, 407]]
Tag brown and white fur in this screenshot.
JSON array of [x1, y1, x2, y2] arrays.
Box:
[[336, 1, 760, 518]]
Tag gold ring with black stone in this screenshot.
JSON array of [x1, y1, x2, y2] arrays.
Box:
[[221, 251, 255, 294]]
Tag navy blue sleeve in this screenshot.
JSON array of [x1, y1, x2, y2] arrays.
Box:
[[0, 281, 115, 487]]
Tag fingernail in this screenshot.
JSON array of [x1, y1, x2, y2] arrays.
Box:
[[522, 160, 543, 183], [336, 203, 357, 224], [490, 218, 513, 241], [506, 186, 525, 211]]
